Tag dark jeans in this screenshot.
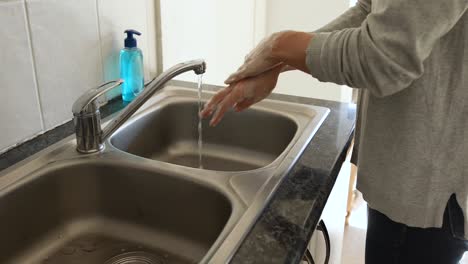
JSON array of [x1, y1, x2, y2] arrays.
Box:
[[366, 196, 468, 264]]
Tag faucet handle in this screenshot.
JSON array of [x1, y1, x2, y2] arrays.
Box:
[[72, 80, 123, 115], [72, 79, 123, 153]]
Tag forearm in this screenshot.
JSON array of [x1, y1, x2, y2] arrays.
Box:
[[272, 31, 314, 74]]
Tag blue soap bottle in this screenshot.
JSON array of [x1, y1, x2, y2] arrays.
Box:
[[120, 29, 144, 102]]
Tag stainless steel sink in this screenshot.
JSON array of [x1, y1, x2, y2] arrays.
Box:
[[0, 86, 329, 263], [0, 158, 243, 264], [110, 99, 297, 171]]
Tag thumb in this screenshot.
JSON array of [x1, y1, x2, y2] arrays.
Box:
[[225, 70, 247, 85]]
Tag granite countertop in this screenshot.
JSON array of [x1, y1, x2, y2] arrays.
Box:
[[0, 81, 356, 263], [230, 92, 355, 263]]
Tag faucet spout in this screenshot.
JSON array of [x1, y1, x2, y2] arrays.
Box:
[[72, 59, 206, 153], [101, 59, 206, 141]]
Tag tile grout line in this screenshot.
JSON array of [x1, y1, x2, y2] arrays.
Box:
[[146, 0, 157, 79], [252, 0, 256, 47], [22, 0, 45, 132], [94, 0, 107, 104], [153, 0, 163, 76], [144, 0, 151, 80]]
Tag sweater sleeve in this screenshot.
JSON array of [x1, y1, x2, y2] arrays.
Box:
[[315, 0, 371, 33], [307, 0, 468, 97]]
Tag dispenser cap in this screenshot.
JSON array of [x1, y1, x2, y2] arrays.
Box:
[[124, 29, 141, 48]]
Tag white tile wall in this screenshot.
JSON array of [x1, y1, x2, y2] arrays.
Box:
[[97, 0, 157, 100], [0, 0, 43, 152], [0, 0, 156, 153], [26, 0, 103, 129]]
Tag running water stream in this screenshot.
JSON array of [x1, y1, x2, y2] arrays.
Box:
[[197, 75, 204, 169]]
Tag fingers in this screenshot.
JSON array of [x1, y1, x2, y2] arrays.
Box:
[[202, 74, 267, 126], [225, 61, 283, 85], [225, 65, 248, 84], [209, 82, 246, 126], [209, 97, 231, 127], [224, 73, 241, 85], [200, 87, 232, 118]]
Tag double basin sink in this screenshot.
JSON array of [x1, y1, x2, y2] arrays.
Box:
[[0, 86, 329, 263]]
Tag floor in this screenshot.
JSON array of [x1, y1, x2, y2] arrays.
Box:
[[341, 191, 367, 264], [341, 191, 468, 264]]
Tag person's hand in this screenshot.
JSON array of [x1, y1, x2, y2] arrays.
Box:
[[225, 30, 313, 84], [224, 31, 292, 85], [201, 66, 282, 126]]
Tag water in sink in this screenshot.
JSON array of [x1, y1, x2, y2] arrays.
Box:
[[197, 74, 204, 169]]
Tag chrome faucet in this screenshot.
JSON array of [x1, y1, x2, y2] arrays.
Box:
[[72, 59, 206, 153]]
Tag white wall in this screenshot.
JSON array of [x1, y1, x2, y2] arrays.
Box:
[[0, 0, 43, 153], [160, 0, 256, 86], [264, 0, 353, 102], [161, 0, 353, 102], [0, 0, 157, 153]]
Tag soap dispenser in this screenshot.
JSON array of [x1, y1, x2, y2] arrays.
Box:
[[120, 29, 144, 102]]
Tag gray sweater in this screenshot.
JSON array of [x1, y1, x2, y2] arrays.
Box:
[[307, 0, 468, 238]]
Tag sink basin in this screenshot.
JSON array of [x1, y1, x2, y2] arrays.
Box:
[[0, 160, 233, 263], [111, 101, 297, 171], [0, 86, 329, 263]]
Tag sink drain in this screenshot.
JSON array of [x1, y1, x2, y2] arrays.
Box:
[[104, 251, 165, 264]]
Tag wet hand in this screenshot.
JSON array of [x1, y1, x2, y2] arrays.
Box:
[[224, 32, 292, 85], [200, 66, 282, 126]]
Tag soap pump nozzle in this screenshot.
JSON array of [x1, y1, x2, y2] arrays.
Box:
[[124, 29, 141, 48]]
